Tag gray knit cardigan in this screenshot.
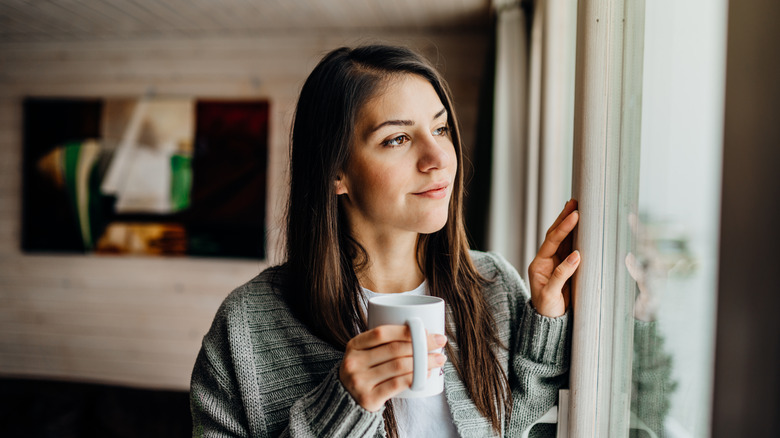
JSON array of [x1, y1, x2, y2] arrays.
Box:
[[190, 251, 571, 437]]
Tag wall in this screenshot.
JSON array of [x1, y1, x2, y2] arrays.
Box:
[[0, 31, 489, 390], [713, 0, 780, 436]]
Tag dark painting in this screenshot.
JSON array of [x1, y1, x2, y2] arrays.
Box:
[[21, 98, 269, 260]]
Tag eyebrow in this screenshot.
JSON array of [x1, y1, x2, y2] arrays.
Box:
[[369, 107, 447, 134]]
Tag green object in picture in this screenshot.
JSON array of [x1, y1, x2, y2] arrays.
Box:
[[60, 140, 103, 250], [170, 153, 192, 211]]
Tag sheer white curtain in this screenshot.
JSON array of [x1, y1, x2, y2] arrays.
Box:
[[488, 0, 575, 273], [487, 0, 529, 271]]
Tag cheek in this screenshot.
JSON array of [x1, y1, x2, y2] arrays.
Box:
[[367, 168, 404, 200], [349, 162, 404, 203]]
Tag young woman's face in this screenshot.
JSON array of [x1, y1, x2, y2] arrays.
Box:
[[337, 74, 457, 240]]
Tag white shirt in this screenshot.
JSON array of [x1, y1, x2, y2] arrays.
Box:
[[361, 281, 460, 438]]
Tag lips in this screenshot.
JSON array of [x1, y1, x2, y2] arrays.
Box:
[[413, 182, 450, 199]]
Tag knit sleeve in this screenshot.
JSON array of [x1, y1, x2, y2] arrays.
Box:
[[191, 284, 384, 438], [507, 302, 570, 435], [281, 365, 385, 437], [190, 304, 252, 438], [482, 252, 571, 435]]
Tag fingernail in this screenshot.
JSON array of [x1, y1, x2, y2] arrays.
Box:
[[567, 250, 580, 265], [436, 354, 447, 365], [434, 334, 447, 346]]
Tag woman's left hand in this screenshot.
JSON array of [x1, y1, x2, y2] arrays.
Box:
[[527, 199, 581, 318]]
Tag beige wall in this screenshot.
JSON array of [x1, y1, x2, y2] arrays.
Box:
[[0, 31, 489, 390]]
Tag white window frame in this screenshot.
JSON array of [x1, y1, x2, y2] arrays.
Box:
[[568, 0, 646, 436]]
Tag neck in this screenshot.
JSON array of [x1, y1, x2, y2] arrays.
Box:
[[354, 231, 424, 293]]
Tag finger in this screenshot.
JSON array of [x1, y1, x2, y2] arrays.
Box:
[[370, 372, 415, 404], [546, 199, 579, 236], [427, 333, 448, 351], [624, 253, 645, 284], [365, 353, 446, 389], [363, 332, 446, 366], [348, 325, 410, 351], [372, 352, 447, 377], [427, 352, 447, 370], [357, 340, 414, 369], [556, 223, 574, 261], [538, 210, 579, 259], [350, 326, 447, 352], [545, 250, 581, 293]]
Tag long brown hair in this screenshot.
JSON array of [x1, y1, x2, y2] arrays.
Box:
[[284, 45, 511, 435]]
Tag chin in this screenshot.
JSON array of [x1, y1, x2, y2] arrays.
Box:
[[416, 214, 450, 235]]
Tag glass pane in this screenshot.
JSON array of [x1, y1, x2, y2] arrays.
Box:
[[626, 1, 727, 437]]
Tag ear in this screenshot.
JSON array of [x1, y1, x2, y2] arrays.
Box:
[[334, 174, 348, 195]]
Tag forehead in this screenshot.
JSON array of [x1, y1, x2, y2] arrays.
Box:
[[357, 74, 445, 132]]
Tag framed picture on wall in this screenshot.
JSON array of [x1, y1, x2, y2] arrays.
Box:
[[21, 98, 269, 259]]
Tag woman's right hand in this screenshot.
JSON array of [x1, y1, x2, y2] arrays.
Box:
[[339, 325, 447, 412]]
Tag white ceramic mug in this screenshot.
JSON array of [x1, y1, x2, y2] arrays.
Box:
[[367, 294, 445, 398]]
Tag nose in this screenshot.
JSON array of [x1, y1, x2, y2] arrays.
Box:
[[417, 134, 454, 173]]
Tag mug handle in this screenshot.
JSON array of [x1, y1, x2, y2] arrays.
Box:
[[406, 317, 426, 391]]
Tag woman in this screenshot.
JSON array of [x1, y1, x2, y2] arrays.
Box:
[[190, 45, 581, 437]]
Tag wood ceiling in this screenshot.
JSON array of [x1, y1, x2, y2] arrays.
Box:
[[0, 0, 494, 42]]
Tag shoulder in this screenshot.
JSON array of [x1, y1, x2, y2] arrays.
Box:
[[219, 265, 288, 311], [206, 265, 292, 338], [469, 250, 525, 288], [468, 250, 530, 310]]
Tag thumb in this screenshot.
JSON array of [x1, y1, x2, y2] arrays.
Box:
[[545, 250, 581, 293]]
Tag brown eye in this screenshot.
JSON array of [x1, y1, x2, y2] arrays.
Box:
[[383, 135, 410, 147], [433, 126, 449, 136]]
